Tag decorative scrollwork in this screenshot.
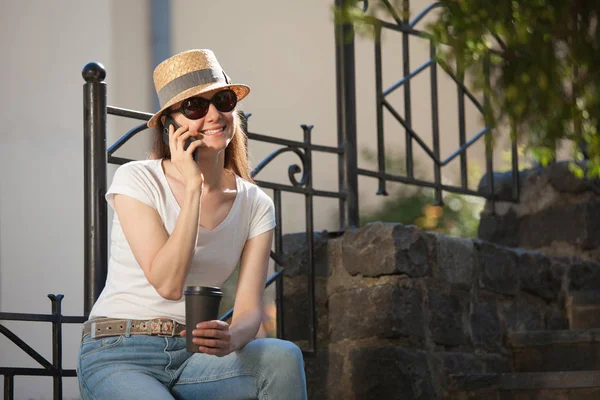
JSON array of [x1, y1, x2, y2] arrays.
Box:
[[251, 147, 308, 188]]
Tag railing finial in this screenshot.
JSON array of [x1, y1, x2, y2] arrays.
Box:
[[82, 62, 106, 83]]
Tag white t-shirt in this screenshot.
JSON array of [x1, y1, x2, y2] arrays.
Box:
[[88, 159, 276, 324]]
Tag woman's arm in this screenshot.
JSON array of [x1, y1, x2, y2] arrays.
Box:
[[113, 184, 202, 301], [189, 229, 274, 355], [229, 228, 274, 348]]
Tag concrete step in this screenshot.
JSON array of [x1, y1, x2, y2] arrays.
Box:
[[510, 330, 600, 372], [449, 371, 600, 399], [568, 291, 600, 330]]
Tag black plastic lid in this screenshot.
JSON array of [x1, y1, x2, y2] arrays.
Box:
[[183, 286, 223, 296]]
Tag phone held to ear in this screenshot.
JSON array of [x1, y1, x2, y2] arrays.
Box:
[[163, 116, 199, 161]]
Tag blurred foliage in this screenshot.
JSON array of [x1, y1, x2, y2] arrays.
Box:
[[359, 148, 483, 238], [335, 0, 600, 178]]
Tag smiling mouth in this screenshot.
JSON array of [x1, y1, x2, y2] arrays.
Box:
[[201, 125, 226, 136]]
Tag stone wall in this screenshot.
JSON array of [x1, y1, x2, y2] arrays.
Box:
[[281, 222, 598, 399], [478, 161, 600, 261]]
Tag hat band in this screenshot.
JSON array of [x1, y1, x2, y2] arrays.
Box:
[[157, 68, 228, 106]]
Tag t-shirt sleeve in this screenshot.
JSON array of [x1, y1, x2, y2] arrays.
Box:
[[105, 163, 157, 210], [248, 189, 276, 239]]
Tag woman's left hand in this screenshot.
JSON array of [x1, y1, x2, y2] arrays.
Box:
[[181, 320, 233, 357]]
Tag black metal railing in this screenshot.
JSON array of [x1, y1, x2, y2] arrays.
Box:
[[336, 0, 519, 222], [0, 296, 86, 400], [1, 1, 519, 398]]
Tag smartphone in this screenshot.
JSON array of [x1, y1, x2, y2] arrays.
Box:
[[163, 116, 198, 161]]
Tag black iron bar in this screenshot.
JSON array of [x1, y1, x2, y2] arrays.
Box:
[[512, 135, 520, 202], [0, 325, 53, 369], [430, 41, 442, 205], [457, 59, 468, 189], [409, 2, 443, 28], [381, 0, 403, 25], [357, 168, 517, 202], [383, 60, 433, 97], [302, 125, 317, 354], [334, 1, 347, 230], [375, 26, 388, 196], [254, 180, 343, 199], [273, 190, 284, 339], [0, 312, 85, 324], [82, 62, 108, 315], [383, 100, 437, 161], [484, 57, 496, 213], [4, 375, 13, 400], [49, 295, 63, 400], [441, 127, 488, 167], [107, 155, 136, 166], [377, 19, 428, 37], [107, 106, 152, 120], [437, 61, 485, 114], [107, 123, 150, 156], [0, 368, 77, 377], [335, 0, 359, 228], [403, 0, 414, 180], [248, 132, 341, 154]]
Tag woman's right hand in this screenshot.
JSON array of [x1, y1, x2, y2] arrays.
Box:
[[168, 123, 205, 190]]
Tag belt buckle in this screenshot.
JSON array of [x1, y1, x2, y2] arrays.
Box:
[[154, 319, 176, 337]]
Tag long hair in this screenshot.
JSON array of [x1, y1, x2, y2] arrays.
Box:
[[150, 109, 253, 183]]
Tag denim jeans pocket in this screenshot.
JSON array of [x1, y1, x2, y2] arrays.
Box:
[[80, 335, 124, 359]]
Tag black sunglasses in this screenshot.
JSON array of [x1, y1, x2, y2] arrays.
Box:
[[171, 89, 238, 120]]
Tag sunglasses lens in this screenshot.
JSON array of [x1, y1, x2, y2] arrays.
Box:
[[213, 90, 237, 112], [182, 97, 209, 119]]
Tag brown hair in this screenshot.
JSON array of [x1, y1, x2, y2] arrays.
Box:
[[150, 110, 254, 183]]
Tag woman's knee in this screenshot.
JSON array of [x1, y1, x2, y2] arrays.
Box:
[[247, 338, 305, 372]]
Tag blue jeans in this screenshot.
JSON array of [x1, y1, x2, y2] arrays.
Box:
[[77, 331, 307, 399]]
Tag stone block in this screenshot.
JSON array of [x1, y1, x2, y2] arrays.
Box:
[[305, 347, 345, 400], [439, 352, 485, 375], [471, 300, 504, 350], [282, 231, 330, 277], [547, 161, 594, 194], [519, 203, 600, 250], [517, 251, 563, 301], [429, 288, 469, 346], [328, 283, 425, 342], [502, 298, 544, 332], [545, 306, 569, 330], [342, 222, 434, 278], [349, 346, 435, 400], [432, 233, 475, 287], [481, 354, 511, 373], [569, 261, 600, 291], [283, 277, 328, 342], [478, 210, 519, 248], [477, 241, 519, 296]]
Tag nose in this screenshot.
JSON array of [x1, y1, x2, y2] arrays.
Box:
[[203, 103, 220, 123]]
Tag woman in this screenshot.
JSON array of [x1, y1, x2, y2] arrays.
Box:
[[77, 49, 308, 399]]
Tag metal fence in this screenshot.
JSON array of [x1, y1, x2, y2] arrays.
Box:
[[0, 1, 519, 399]]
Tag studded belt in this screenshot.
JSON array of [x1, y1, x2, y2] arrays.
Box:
[[82, 318, 186, 339]]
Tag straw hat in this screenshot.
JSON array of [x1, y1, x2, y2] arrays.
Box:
[[147, 49, 250, 128]]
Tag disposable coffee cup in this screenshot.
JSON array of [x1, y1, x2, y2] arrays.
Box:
[[184, 286, 223, 352]]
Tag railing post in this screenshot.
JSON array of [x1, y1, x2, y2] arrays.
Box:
[[4, 375, 14, 400], [82, 63, 108, 315], [49, 295, 64, 400], [334, 0, 359, 229]]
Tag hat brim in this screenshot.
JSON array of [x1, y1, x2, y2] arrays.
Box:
[[147, 82, 250, 128]]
